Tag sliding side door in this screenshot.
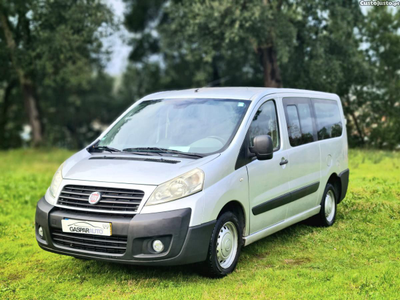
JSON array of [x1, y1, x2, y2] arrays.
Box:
[[282, 97, 321, 218]]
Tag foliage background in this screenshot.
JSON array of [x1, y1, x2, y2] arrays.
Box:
[[0, 0, 399, 150]]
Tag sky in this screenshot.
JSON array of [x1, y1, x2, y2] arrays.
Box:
[[104, 0, 131, 76]]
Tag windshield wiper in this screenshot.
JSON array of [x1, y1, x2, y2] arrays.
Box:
[[161, 149, 205, 158], [89, 146, 121, 153], [122, 147, 204, 159], [122, 147, 163, 156]]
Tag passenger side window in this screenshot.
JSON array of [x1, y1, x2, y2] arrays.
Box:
[[312, 100, 343, 140], [286, 106, 302, 145], [284, 101, 315, 146], [249, 100, 280, 150], [297, 103, 315, 144]]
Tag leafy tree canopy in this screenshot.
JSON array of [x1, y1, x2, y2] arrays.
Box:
[[123, 0, 400, 149], [0, 0, 115, 148]]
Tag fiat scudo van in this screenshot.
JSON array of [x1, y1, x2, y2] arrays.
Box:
[[35, 88, 349, 277]]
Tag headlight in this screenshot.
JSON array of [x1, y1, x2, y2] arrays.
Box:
[[146, 168, 205, 206], [49, 163, 64, 198]]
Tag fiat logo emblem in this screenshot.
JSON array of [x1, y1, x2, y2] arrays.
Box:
[[88, 192, 102, 204]]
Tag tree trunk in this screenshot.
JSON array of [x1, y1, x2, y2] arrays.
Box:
[[257, 46, 282, 88], [66, 123, 80, 149], [349, 110, 364, 145], [343, 96, 364, 145], [211, 57, 221, 87], [22, 82, 43, 146], [0, 10, 43, 146], [0, 80, 16, 148]]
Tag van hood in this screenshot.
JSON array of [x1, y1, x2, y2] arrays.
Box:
[[62, 150, 220, 185]]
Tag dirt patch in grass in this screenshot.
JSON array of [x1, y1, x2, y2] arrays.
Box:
[[283, 258, 311, 265]]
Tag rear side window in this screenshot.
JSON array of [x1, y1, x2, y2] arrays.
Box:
[[312, 100, 343, 140], [284, 99, 315, 147], [249, 100, 280, 150]]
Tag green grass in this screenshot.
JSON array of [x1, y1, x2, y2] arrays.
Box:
[[0, 149, 399, 299]]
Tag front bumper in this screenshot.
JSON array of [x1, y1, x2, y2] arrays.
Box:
[[35, 197, 215, 266]]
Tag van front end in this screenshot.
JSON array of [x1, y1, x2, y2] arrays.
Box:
[[35, 96, 251, 274], [35, 185, 216, 266]]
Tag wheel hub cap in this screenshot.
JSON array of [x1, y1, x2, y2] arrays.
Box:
[[325, 190, 336, 222], [221, 235, 232, 257], [216, 221, 238, 269]]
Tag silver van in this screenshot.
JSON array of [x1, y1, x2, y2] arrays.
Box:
[[35, 88, 349, 277]]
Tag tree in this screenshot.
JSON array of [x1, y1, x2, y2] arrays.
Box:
[[280, 0, 370, 146], [160, 0, 298, 88], [123, 0, 266, 94], [41, 72, 120, 149], [0, 0, 114, 146], [361, 7, 400, 148], [0, 31, 21, 148], [124, 1, 372, 143], [124, 1, 367, 92], [0, 5, 42, 146]]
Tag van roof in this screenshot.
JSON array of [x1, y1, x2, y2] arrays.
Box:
[[141, 87, 338, 101]]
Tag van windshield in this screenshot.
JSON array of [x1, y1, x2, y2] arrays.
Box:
[[98, 98, 250, 156]]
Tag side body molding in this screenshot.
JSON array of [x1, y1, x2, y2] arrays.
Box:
[[252, 182, 320, 216]]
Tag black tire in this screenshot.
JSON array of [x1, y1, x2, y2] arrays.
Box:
[[201, 211, 243, 278], [309, 183, 338, 227]]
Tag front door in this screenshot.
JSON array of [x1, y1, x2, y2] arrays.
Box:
[[246, 99, 291, 234]]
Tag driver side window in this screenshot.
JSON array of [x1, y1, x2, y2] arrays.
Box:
[[249, 100, 280, 150]]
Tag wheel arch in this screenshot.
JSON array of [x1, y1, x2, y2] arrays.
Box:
[[217, 200, 246, 236], [326, 173, 342, 203]]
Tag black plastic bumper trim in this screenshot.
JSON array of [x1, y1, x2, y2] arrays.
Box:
[[338, 168, 349, 203]]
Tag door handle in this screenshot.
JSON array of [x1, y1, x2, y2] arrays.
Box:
[[280, 159, 289, 166]]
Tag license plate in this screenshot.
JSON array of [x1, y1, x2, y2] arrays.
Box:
[[61, 218, 112, 236]]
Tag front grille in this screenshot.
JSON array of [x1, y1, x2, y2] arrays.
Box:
[[51, 229, 127, 254], [57, 185, 145, 213]]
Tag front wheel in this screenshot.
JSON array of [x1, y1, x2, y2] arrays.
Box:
[[201, 211, 243, 278]]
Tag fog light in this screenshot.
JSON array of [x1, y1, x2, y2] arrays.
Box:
[[152, 240, 164, 253], [38, 226, 44, 238]]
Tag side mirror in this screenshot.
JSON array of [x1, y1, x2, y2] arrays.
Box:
[[250, 135, 274, 160]]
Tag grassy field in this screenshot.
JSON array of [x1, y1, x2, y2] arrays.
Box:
[[0, 149, 399, 299]]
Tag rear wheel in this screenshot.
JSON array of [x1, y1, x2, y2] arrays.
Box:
[[201, 211, 243, 278], [310, 183, 337, 227]]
